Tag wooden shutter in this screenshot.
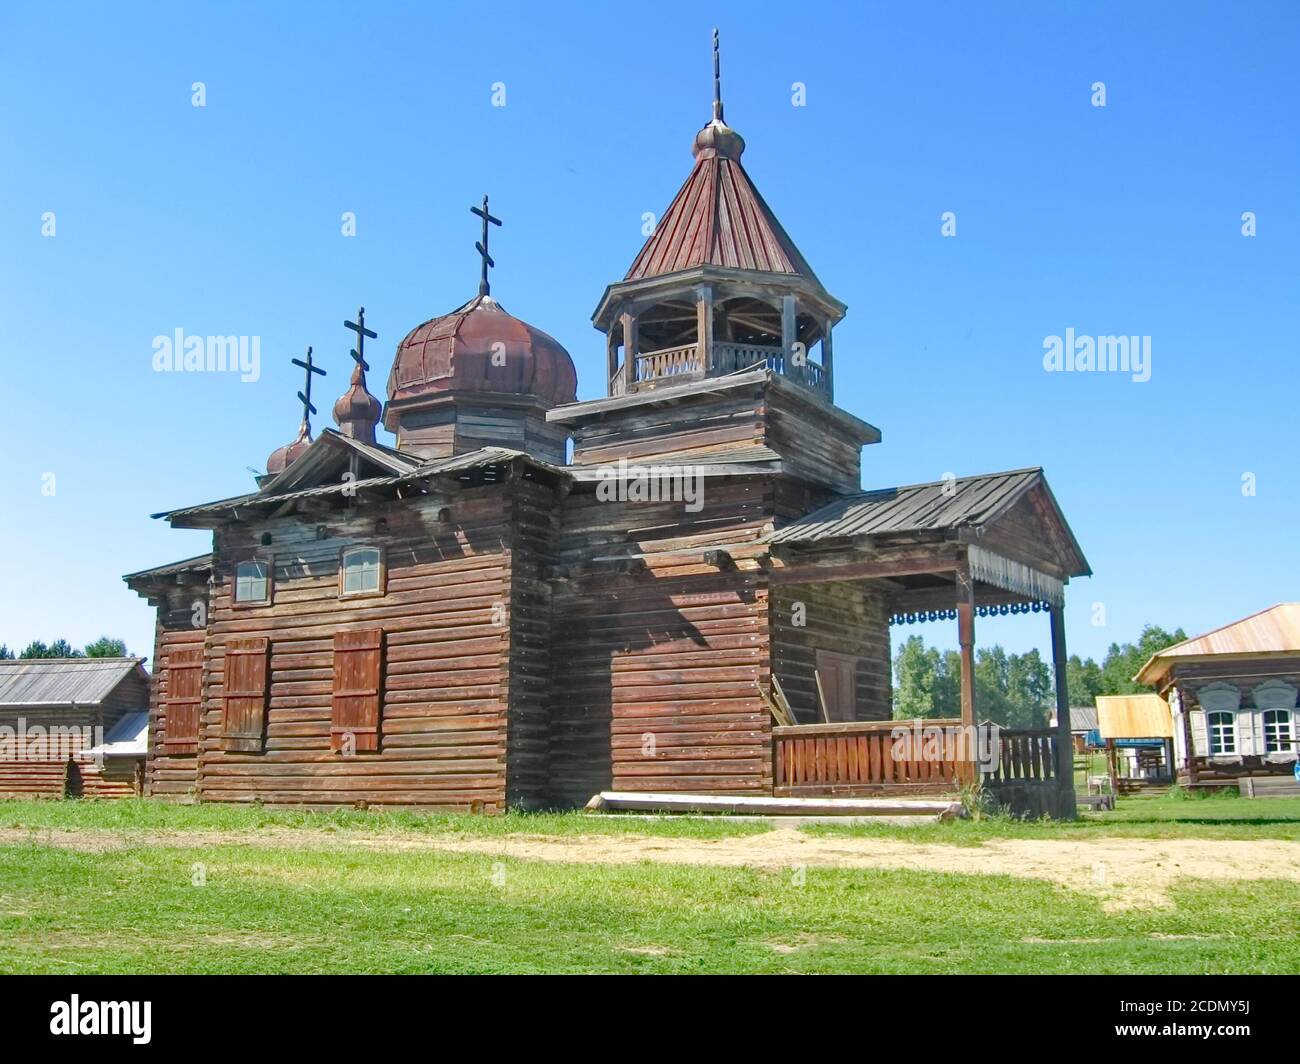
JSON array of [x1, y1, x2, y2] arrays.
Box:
[[331, 628, 383, 753], [163, 645, 204, 754], [223, 637, 269, 752]]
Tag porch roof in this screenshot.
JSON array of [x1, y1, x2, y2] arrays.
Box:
[[765, 467, 1090, 578]]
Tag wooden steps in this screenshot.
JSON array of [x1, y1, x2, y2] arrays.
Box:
[[585, 790, 965, 820], [1239, 775, 1300, 798]]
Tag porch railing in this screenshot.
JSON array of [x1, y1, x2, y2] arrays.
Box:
[[985, 728, 1057, 784], [773, 719, 963, 795], [621, 341, 830, 398]]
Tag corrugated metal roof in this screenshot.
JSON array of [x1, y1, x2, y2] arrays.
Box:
[[1051, 705, 1100, 732], [156, 446, 566, 521], [86, 710, 149, 758], [0, 658, 146, 706], [1136, 604, 1300, 684], [1096, 694, 1173, 739], [766, 469, 1044, 544]]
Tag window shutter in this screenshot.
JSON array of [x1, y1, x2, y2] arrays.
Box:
[[223, 637, 270, 752], [331, 628, 383, 753], [163, 646, 204, 753]]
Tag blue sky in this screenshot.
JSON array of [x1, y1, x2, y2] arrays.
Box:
[[1, 0, 1297, 665]]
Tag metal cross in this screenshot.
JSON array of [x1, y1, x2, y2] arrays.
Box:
[[470, 194, 502, 297], [291, 345, 326, 427], [343, 306, 377, 373], [712, 28, 724, 123]]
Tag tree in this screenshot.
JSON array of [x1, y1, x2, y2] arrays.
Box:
[[83, 636, 129, 658], [0, 645, 13, 661], [1066, 653, 1103, 705], [19, 639, 83, 659], [892, 635, 943, 719], [1097, 625, 1187, 695]]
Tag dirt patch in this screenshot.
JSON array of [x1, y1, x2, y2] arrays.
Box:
[[4, 825, 1299, 910]]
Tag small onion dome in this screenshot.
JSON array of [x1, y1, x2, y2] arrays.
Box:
[[692, 117, 745, 161], [386, 294, 577, 413], [265, 420, 311, 476], [333, 362, 383, 442]]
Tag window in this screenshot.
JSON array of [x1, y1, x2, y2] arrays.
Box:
[[234, 560, 269, 604], [340, 547, 383, 597], [1208, 710, 1236, 755], [1263, 709, 1294, 753], [222, 637, 269, 752], [163, 645, 203, 753], [331, 628, 383, 753]]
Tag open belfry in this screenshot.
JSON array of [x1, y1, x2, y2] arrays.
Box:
[[125, 33, 1089, 814]]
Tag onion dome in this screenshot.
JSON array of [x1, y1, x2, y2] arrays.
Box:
[[385, 293, 577, 415], [333, 363, 383, 442], [266, 419, 311, 476]]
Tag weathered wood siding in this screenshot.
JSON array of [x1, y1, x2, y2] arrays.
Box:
[[147, 610, 207, 798], [770, 580, 893, 724], [549, 476, 773, 805], [193, 481, 550, 810]]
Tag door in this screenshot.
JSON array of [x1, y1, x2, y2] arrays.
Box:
[[815, 650, 859, 723]]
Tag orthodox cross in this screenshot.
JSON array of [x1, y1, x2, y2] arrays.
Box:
[[471, 194, 502, 297], [343, 306, 377, 374], [712, 28, 724, 123], [291, 345, 326, 429]]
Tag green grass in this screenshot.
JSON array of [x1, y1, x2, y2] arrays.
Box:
[[2, 838, 1299, 973], [0, 799, 771, 839], [805, 791, 1300, 845]]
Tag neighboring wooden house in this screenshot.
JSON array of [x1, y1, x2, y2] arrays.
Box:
[[1136, 604, 1300, 788], [0, 658, 150, 798], [124, 36, 1090, 814]]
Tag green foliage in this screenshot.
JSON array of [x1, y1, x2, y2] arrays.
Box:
[[892, 622, 1189, 723], [16, 637, 131, 659], [83, 636, 129, 658], [0, 645, 14, 661]]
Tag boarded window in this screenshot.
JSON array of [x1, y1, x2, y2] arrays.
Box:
[[331, 629, 383, 753], [223, 637, 269, 752], [815, 650, 859, 724], [163, 645, 204, 754]]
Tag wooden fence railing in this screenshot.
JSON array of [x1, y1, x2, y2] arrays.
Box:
[[985, 728, 1057, 784], [773, 719, 964, 795]]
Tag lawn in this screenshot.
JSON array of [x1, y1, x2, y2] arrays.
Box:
[[1, 795, 1298, 974]]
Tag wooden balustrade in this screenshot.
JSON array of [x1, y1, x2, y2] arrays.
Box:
[[985, 728, 1057, 784], [773, 719, 963, 796], [617, 341, 830, 397]]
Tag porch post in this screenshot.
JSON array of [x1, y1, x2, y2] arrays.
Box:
[[621, 309, 639, 383], [781, 294, 797, 377], [821, 321, 834, 400], [606, 329, 619, 393], [1178, 685, 1197, 786], [696, 284, 714, 371], [1049, 603, 1078, 818], [955, 554, 977, 784]]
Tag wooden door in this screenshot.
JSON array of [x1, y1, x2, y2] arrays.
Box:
[[815, 650, 859, 723]]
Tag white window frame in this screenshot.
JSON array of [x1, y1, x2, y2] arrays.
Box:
[[339, 546, 384, 599], [1262, 709, 1294, 754], [1207, 710, 1236, 755], [233, 558, 271, 605]]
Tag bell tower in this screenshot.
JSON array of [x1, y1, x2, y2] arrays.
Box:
[[592, 29, 844, 403]]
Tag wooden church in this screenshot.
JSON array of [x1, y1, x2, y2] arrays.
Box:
[[125, 36, 1090, 814]]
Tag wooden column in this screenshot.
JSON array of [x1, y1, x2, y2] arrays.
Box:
[[606, 329, 619, 393], [1178, 685, 1197, 786], [781, 294, 797, 377], [621, 309, 639, 384], [696, 285, 714, 371], [1049, 603, 1078, 819], [956, 555, 977, 783], [821, 321, 834, 400]]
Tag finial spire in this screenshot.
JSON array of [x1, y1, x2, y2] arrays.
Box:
[[336, 306, 382, 443], [291, 345, 326, 434], [712, 28, 724, 123], [470, 194, 502, 297]]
